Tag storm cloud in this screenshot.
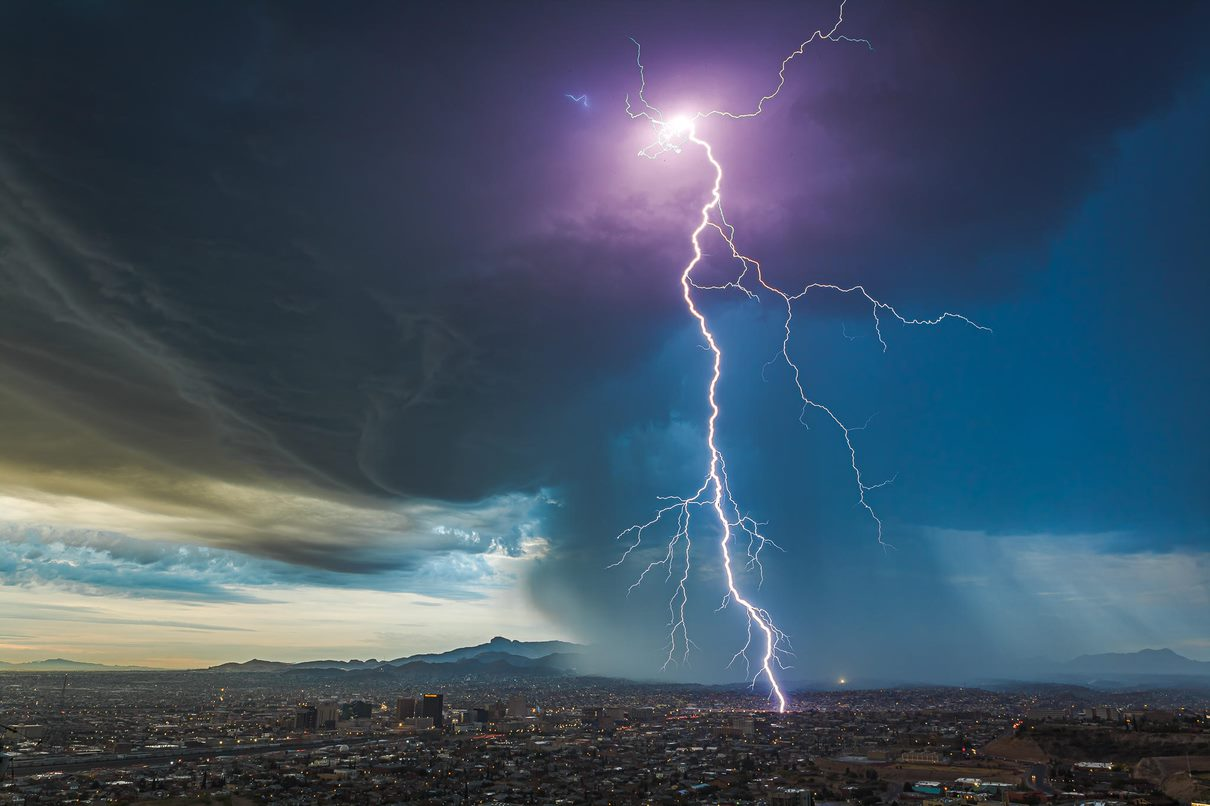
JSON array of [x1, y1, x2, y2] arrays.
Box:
[[0, 1, 1206, 673]]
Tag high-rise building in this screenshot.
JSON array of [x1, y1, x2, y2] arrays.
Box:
[[294, 705, 317, 732], [316, 702, 339, 730], [506, 694, 527, 718], [396, 697, 417, 721], [421, 693, 444, 728], [342, 700, 372, 720]]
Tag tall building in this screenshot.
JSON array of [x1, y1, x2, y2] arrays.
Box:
[[506, 694, 527, 718], [294, 705, 317, 732], [396, 697, 417, 721], [316, 702, 339, 730], [343, 700, 372, 720], [421, 693, 444, 728]]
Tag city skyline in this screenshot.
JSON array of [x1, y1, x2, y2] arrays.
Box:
[[0, 1, 1207, 680]]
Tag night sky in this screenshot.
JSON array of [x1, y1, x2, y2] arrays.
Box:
[[0, 1, 1207, 679]]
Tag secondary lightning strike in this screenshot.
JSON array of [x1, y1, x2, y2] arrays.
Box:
[[565, 93, 590, 107], [613, 1, 988, 712]]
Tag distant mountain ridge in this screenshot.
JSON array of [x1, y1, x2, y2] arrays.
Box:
[[387, 636, 577, 665], [279, 650, 582, 683], [0, 658, 157, 672], [1060, 648, 1210, 676], [5, 645, 1208, 688], [200, 637, 583, 674], [204, 659, 296, 673], [972, 648, 1210, 691]]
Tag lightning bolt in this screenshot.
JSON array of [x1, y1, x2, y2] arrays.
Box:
[[611, 1, 990, 712], [565, 93, 590, 107]]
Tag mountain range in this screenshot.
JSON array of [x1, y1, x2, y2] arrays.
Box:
[[1060, 647, 1210, 676], [0, 658, 157, 672], [202, 636, 584, 679], [2, 644, 1208, 688]]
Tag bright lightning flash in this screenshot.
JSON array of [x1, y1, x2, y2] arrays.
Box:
[[611, 1, 989, 713]]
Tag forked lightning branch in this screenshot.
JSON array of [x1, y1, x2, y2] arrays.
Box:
[[611, 0, 989, 712]]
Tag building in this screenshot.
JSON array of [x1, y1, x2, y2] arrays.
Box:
[[294, 705, 317, 732], [731, 716, 755, 738], [396, 697, 417, 721], [316, 702, 339, 730], [771, 790, 812, 806], [1083, 706, 1121, 722], [506, 694, 527, 718], [342, 701, 372, 720], [421, 693, 443, 728], [901, 749, 944, 764]]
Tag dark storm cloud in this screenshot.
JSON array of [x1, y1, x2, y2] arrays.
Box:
[[0, 1, 694, 514], [687, 2, 1210, 301], [0, 1, 1207, 673], [3, 0, 1197, 499]]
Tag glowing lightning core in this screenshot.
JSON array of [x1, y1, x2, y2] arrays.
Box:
[[612, 1, 989, 712]]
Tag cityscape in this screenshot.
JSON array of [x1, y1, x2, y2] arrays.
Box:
[[2, 644, 1210, 804], [1, 0, 1208, 805]]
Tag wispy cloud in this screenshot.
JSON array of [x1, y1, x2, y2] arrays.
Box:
[[0, 517, 553, 604], [0, 601, 254, 633]]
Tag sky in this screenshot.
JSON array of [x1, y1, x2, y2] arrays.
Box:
[[0, 1, 1207, 680]]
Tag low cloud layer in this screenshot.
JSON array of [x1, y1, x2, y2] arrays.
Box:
[[0, 519, 550, 604]]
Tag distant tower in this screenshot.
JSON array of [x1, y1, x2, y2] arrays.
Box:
[[421, 694, 444, 728], [294, 704, 318, 732], [396, 697, 417, 721], [316, 702, 339, 730]]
